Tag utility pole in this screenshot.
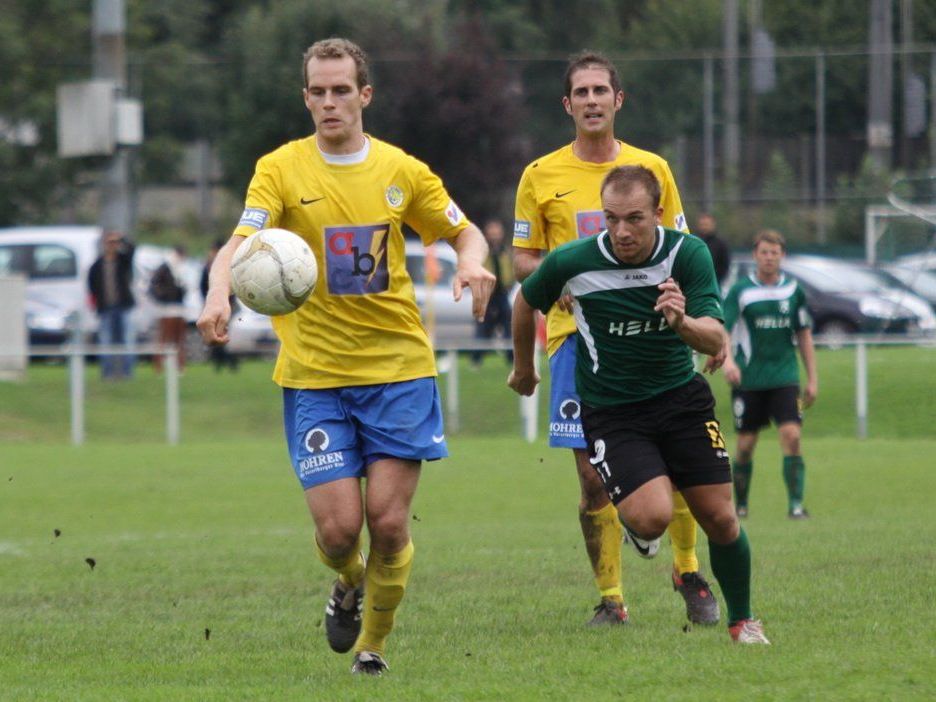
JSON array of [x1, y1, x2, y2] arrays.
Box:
[[867, 0, 894, 172], [94, 0, 132, 235], [899, 0, 913, 169], [722, 0, 740, 189]]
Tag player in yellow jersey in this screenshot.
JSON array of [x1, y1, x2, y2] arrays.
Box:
[[198, 38, 494, 676], [512, 50, 720, 626]]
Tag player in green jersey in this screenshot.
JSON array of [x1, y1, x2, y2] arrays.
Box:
[[720, 230, 818, 519], [509, 166, 769, 644], [512, 49, 717, 628]]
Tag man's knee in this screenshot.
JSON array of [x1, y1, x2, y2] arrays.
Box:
[[316, 518, 362, 557], [699, 507, 739, 545], [366, 507, 410, 552]]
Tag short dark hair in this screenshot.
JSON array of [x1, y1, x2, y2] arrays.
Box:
[[564, 50, 621, 98], [601, 165, 661, 209], [753, 229, 786, 251], [302, 37, 370, 89]]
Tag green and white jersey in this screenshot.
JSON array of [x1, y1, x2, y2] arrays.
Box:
[[522, 227, 723, 407], [722, 272, 812, 390]]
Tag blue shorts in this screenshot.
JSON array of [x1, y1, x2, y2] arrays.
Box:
[[283, 378, 448, 489], [548, 335, 586, 449]]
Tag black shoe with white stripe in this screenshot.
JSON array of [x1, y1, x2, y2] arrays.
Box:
[[325, 579, 363, 653]]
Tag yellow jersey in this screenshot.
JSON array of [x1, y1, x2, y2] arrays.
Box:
[[234, 135, 469, 388], [513, 141, 688, 355]]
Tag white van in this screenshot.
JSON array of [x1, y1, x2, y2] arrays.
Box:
[[0, 225, 273, 356], [0, 226, 101, 343]]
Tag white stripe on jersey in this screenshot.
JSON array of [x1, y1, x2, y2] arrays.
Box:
[[737, 275, 797, 311], [567, 230, 684, 298]]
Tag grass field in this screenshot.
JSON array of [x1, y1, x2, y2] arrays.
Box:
[[2, 347, 936, 699]]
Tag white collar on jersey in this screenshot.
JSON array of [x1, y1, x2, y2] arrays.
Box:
[[597, 226, 665, 265], [317, 135, 371, 165]]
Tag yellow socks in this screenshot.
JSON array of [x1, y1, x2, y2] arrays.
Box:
[[581, 503, 624, 602], [668, 491, 700, 574], [354, 540, 415, 655], [315, 536, 365, 589]]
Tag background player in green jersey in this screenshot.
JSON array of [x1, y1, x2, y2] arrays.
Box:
[[721, 230, 818, 519], [198, 38, 495, 676], [509, 165, 769, 644], [512, 50, 718, 627]]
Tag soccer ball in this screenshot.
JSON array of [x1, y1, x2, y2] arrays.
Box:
[[230, 228, 318, 315]]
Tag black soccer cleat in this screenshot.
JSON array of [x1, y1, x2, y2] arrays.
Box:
[[587, 599, 629, 626], [325, 579, 364, 653], [672, 569, 720, 625], [351, 651, 388, 676]]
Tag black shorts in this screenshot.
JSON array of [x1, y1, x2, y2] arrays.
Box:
[[582, 375, 732, 504], [731, 385, 801, 432]]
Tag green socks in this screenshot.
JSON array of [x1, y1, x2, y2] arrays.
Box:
[[709, 528, 753, 625]]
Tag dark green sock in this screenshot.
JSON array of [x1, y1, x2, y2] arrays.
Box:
[[782, 455, 805, 510], [732, 461, 753, 507], [708, 528, 752, 625]]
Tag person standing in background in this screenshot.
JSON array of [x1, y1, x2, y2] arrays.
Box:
[[695, 213, 732, 288], [471, 218, 514, 366], [87, 231, 136, 380]]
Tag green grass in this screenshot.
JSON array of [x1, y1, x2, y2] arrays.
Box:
[[2, 437, 935, 700], [2, 347, 936, 699]]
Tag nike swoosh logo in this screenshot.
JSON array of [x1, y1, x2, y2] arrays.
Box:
[[300, 196, 325, 205], [432, 434, 445, 444], [555, 190, 576, 198]]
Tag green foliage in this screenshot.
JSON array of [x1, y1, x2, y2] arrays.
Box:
[[760, 150, 796, 235], [831, 153, 891, 247]]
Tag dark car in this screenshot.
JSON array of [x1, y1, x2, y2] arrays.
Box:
[[725, 255, 936, 337]]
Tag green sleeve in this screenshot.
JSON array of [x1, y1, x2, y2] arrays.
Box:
[[677, 238, 724, 322], [520, 249, 566, 314]]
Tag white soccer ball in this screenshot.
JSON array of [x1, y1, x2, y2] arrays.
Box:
[[230, 228, 317, 316]]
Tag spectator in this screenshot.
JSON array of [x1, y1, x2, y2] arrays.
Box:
[[87, 231, 136, 380], [150, 245, 188, 372], [471, 218, 514, 366], [695, 213, 732, 287]]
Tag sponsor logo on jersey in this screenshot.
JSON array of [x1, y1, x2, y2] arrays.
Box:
[[238, 207, 269, 229], [608, 318, 669, 336], [385, 185, 404, 208], [444, 199, 464, 226], [754, 316, 792, 329], [513, 220, 531, 240], [576, 210, 605, 238], [324, 224, 390, 295]]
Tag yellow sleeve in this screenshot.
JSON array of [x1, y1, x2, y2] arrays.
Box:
[[233, 157, 286, 237], [658, 160, 689, 233], [404, 157, 469, 245], [512, 164, 545, 250]]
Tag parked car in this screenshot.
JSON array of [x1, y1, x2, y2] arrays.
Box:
[[881, 264, 936, 312], [0, 226, 272, 357], [405, 238, 476, 345], [726, 254, 936, 337]]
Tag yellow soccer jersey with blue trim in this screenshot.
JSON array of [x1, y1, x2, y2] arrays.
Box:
[[513, 141, 688, 355], [234, 135, 469, 388]]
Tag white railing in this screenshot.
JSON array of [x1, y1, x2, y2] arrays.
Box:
[[3, 334, 932, 445], [1, 343, 180, 446]]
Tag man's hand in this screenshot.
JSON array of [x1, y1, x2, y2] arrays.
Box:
[[703, 345, 728, 374], [802, 380, 818, 408], [197, 290, 232, 345], [508, 366, 540, 396], [654, 277, 686, 330], [453, 261, 496, 322]]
